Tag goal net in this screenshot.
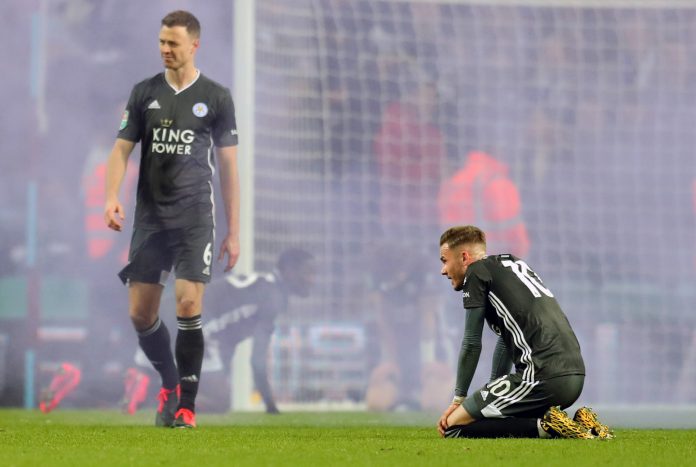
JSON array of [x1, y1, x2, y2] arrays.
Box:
[[251, 0, 696, 407]]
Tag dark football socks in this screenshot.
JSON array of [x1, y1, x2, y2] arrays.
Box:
[[444, 418, 540, 438], [175, 315, 204, 411], [137, 317, 179, 390]]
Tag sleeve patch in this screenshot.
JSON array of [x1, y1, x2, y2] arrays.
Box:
[[119, 110, 129, 130]]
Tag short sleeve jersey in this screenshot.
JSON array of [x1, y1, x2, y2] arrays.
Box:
[[118, 72, 238, 229], [462, 254, 585, 382]]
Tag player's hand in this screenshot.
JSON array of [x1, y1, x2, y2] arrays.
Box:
[[438, 403, 459, 437], [218, 234, 240, 272], [104, 198, 125, 232]]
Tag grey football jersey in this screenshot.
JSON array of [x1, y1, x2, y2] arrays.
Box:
[[462, 254, 585, 382], [118, 72, 238, 229]]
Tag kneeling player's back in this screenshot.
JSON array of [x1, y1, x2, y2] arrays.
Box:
[[466, 255, 585, 379]]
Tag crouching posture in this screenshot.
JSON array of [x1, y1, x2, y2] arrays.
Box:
[[437, 226, 612, 439]]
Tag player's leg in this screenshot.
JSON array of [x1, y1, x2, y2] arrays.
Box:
[[444, 402, 540, 438], [572, 406, 614, 439], [445, 403, 476, 427], [172, 278, 205, 428], [129, 283, 178, 390], [169, 224, 214, 428], [444, 374, 593, 439], [534, 374, 602, 439], [119, 228, 179, 426], [539, 373, 612, 439], [443, 379, 539, 438], [128, 281, 181, 426]]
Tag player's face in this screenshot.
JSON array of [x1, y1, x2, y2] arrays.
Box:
[[440, 243, 468, 291], [159, 26, 199, 71]]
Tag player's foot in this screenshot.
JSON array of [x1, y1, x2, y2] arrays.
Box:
[[573, 406, 614, 440], [39, 362, 81, 413], [172, 408, 196, 428], [121, 368, 151, 415], [155, 385, 180, 427], [541, 406, 595, 439]]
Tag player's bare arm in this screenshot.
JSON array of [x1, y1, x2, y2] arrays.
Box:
[[217, 145, 240, 271], [104, 138, 135, 232]]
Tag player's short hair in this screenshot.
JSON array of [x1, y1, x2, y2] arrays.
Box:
[[161, 10, 201, 38], [277, 248, 314, 272], [440, 225, 486, 250]]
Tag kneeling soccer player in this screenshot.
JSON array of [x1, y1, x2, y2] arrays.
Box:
[[437, 226, 612, 439]]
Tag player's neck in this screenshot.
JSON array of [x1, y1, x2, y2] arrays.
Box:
[[165, 65, 199, 92]]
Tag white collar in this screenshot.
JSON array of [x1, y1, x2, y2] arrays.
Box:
[[165, 69, 201, 95]]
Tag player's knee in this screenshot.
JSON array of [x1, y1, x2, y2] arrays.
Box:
[[176, 296, 201, 317], [128, 308, 157, 332]]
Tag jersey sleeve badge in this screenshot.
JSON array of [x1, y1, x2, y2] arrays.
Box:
[[119, 110, 129, 130]]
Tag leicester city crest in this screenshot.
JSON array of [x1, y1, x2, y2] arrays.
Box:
[[192, 102, 208, 118]]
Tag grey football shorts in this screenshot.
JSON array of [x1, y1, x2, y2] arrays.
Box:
[[118, 224, 215, 285], [463, 373, 585, 420]]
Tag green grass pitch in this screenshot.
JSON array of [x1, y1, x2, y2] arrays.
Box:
[[1, 409, 694, 466]]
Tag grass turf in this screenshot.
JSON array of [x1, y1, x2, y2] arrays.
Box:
[[1, 409, 693, 466]]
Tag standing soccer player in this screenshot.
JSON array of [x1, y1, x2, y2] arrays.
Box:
[[104, 10, 240, 428], [437, 226, 612, 439]]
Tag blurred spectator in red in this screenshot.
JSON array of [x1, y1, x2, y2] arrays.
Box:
[[438, 150, 529, 257]]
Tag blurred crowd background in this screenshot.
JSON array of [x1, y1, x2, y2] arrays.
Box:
[[1, 0, 695, 413]]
